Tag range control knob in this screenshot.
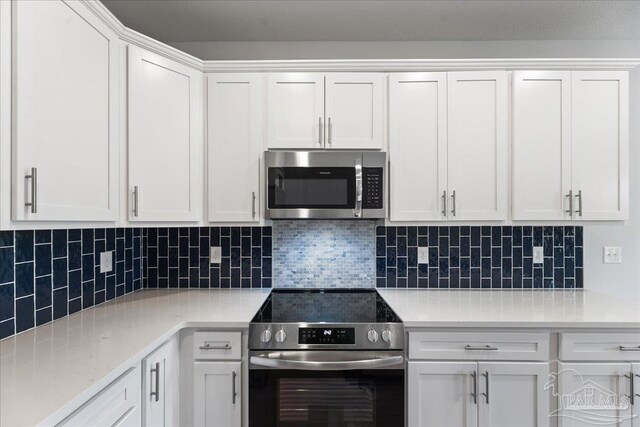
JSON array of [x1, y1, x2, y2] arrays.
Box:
[[275, 329, 287, 343], [367, 329, 379, 343], [381, 329, 393, 343], [260, 329, 272, 343]]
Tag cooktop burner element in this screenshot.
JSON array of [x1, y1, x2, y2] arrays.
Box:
[[249, 289, 404, 351]]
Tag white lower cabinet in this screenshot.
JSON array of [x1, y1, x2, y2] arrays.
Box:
[[408, 361, 549, 427], [143, 338, 180, 426], [57, 366, 141, 427], [193, 361, 242, 427]]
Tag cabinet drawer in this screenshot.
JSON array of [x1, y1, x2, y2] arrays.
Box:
[[193, 331, 242, 360], [560, 332, 640, 361], [409, 332, 549, 361]]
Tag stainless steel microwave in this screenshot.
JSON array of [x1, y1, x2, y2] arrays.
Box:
[[265, 151, 386, 219]]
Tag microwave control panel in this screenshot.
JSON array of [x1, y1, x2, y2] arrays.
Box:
[[362, 168, 383, 209]]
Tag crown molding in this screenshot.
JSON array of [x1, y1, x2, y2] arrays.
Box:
[[82, 0, 203, 71], [202, 58, 640, 73]]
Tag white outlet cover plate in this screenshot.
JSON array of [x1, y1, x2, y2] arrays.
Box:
[[417, 247, 429, 264], [210, 246, 222, 264], [533, 246, 544, 264], [99, 251, 113, 273], [603, 246, 622, 264]]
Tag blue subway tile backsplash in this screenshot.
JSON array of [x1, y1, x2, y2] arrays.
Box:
[[377, 226, 583, 289], [0, 228, 142, 340]]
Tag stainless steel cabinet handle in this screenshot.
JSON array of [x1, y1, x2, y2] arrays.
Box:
[[575, 190, 583, 217], [132, 186, 139, 217], [565, 190, 573, 217], [232, 371, 237, 404], [318, 117, 323, 146], [252, 192, 256, 219], [25, 167, 37, 214], [150, 362, 160, 402], [387, 161, 391, 218], [482, 371, 489, 404], [353, 158, 363, 218], [441, 191, 447, 217], [327, 117, 332, 145], [470, 371, 478, 405], [636, 374, 640, 400], [451, 190, 457, 217], [620, 346, 640, 351], [465, 345, 498, 351], [199, 343, 232, 351], [625, 373, 634, 406]]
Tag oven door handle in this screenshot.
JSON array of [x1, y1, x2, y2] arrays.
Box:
[[250, 354, 404, 370]]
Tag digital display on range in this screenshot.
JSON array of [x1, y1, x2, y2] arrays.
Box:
[[298, 327, 355, 345]]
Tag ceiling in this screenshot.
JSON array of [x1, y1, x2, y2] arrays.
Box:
[[101, 1, 640, 44]]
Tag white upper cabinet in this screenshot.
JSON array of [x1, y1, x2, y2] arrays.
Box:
[[325, 73, 384, 149], [267, 73, 384, 150], [512, 70, 628, 222], [389, 73, 447, 221], [12, 0, 119, 221], [513, 71, 572, 221], [447, 71, 508, 221], [571, 71, 628, 221], [207, 74, 261, 222], [128, 45, 203, 222], [267, 73, 325, 149]]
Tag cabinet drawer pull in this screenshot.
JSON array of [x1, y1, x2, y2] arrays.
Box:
[[565, 190, 573, 217], [232, 371, 237, 404], [482, 371, 489, 404], [451, 190, 457, 217], [575, 190, 583, 217], [150, 362, 160, 402], [25, 167, 38, 214], [619, 346, 640, 351], [132, 186, 139, 217], [441, 191, 447, 217], [199, 343, 232, 351], [470, 371, 478, 405], [625, 373, 635, 406], [252, 191, 256, 219], [465, 345, 498, 351]]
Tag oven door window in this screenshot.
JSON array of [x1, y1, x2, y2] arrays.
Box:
[[268, 167, 355, 209], [249, 370, 404, 427]]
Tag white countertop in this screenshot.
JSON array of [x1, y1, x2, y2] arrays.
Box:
[[2, 288, 639, 426], [0, 289, 271, 427], [378, 289, 640, 328]]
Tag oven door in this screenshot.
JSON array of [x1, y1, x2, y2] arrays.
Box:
[[265, 151, 363, 219], [249, 351, 405, 427]]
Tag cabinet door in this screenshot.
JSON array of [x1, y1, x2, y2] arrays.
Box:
[[128, 45, 203, 222], [558, 363, 634, 427], [571, 71, 629, 221], [12, 0, 119, 221], [513, 71, 572, 221], [267, 73, 325, 149], [447, 71, 508, 221], [207, 74, 261, 222], [193, 362, 241, 427], [389, 73, 447, 221], [325, 73, 383, 149], [408, 361, 478, 427], [58, 366, 141, 427], [478, 362, 549, 427], [143, 339, 179, 427]]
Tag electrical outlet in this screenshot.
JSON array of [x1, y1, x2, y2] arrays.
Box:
[[100, 251, 113, 273], [533, 246, 544, 264], [210, 246, 222, 264], [603, 246, 622, 264], [418, 247, 429, 264]]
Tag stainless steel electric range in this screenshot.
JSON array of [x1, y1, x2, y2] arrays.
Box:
[[248, 288, 405, 427]]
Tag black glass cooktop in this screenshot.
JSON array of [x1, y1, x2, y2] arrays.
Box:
[[251, 289, 402, 324]]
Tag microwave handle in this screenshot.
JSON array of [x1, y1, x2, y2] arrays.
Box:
[[354, 158, 363, 218]]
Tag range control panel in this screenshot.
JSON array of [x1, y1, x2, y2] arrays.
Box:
[[299, 327, 356, 345], [362, 168, 383, 209]]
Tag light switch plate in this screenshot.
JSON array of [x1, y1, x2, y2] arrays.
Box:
[[418, 247, 429, 264], [603, 246, 622, 264], [210, 246, 222, 264], [99, 251, 113, 273], [533, 246, 544, 264]]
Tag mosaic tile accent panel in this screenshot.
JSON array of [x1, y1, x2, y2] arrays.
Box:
[[273, 221, 376, 288], [143, 227, 272, 289], [376, 226, 584, 289], [0, 228, 143, 340]]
